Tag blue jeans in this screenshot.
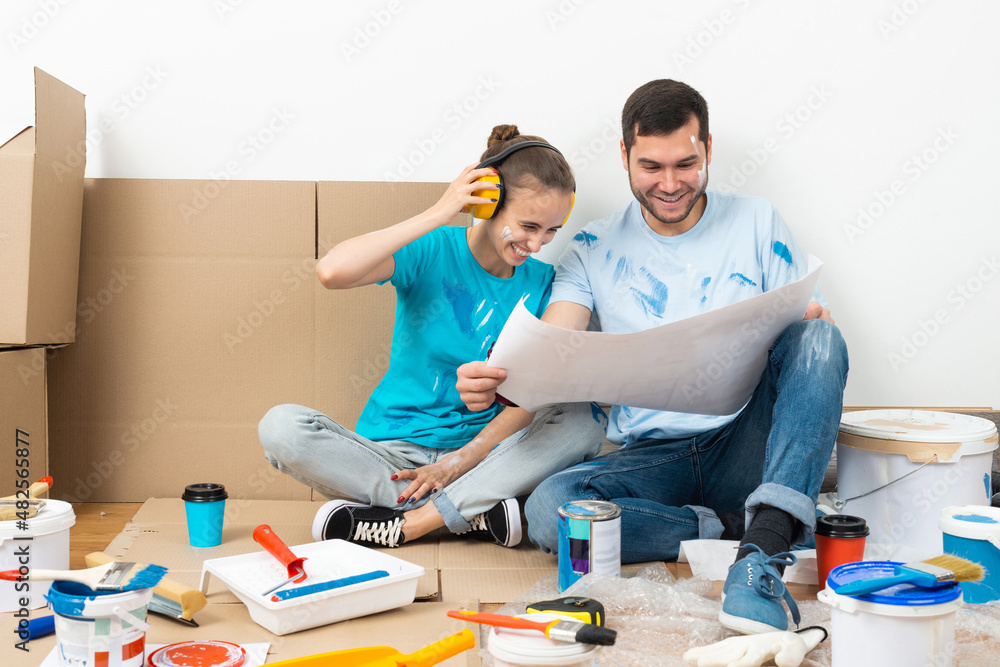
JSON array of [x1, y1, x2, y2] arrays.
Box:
[[258, 402, 608, 534], [524, 319, 849, 563]]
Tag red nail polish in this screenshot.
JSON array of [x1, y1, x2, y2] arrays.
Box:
[[390, 474, 398, 480], [397, 496, 405, 504]]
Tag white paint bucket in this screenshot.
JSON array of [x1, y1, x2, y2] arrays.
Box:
[[835, 409, 997, 559], [46, 581, 153, 667], [488, 614, 598, 667], [0, 499, 75, 612], [818, 560, 963, 667]]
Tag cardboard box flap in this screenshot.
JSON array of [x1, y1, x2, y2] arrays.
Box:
[[0, 127, 33, 154], [32, 67, 85, 167]]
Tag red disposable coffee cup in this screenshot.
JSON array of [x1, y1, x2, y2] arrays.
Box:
[[815, 514, 868, 589]]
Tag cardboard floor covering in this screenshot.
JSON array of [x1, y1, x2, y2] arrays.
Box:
[[5, 498, 577, 666]]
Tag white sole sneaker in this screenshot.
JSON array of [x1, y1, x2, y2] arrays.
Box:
[[311, 499, 366, 542]]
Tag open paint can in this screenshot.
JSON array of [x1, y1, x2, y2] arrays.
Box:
[[488, 613, 598, 667], [835, 409, 997, 559], [148, 640, 247, 667], [818, 560, 963, 667], [46, 580, 154, 667], [940, 504, 1000, 603], [0, 499, 75, 612], [557, 500, 621, 593]]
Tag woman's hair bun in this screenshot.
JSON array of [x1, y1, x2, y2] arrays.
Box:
[[487, 124, 520, 149]]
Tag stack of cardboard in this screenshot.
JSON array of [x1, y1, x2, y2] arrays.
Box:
[[0, 68, 86, 488]]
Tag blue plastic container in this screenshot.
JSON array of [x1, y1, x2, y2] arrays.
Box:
[[181, 483, 228, 547], [940, 505, 1000, 603]]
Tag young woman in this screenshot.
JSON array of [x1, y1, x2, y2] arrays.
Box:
[[258, 125, 607, 548]]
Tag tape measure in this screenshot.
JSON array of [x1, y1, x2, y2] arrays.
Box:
[[526, 596, 605, 626]]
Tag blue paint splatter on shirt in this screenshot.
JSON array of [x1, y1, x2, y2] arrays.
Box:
[[574, 230, 599, 248], [700, 276, 711, 306], [773, 241, 793, 265], [613, 257, 633, 283], [629, 269, 669, 317], [442, 278, 476, 336], [729, 273, 757, 287], [605, 250, 614, 264]]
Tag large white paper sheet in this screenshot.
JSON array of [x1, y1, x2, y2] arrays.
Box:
[[488, 256, 822, 415]]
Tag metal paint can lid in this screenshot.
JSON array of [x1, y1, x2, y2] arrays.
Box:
[[558, 500, 621, 521], [148, 640, 246, 667]]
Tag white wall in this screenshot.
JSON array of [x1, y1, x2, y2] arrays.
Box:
[[3, 0, 997, 408]]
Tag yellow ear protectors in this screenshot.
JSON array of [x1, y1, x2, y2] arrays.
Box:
[[468, 140, 574, 223]]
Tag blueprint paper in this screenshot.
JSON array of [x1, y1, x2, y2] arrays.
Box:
[[487, 256, 822, 415]]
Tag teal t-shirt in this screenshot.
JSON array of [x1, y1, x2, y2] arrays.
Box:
[[355, 225, 555, 448]]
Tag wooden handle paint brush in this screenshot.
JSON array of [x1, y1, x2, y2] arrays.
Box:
[[86, 551, 207, 626], [0, 477, 53, 520], [834, 554, 984, 597], [448, 610, 617, 646], [0, 560, 168, 592]]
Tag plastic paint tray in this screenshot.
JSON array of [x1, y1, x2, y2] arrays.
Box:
[[199, 539, 424, 635]]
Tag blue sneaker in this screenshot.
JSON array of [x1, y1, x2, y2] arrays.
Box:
[[719, 544, 801, 634]]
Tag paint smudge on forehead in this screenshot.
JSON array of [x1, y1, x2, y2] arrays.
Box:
[[773, 241, 793, 265]]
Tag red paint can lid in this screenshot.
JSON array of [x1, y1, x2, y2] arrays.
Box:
[[148, 640, 246, 667]]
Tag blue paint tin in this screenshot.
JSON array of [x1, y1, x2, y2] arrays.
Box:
[[940, 505, 1000, 603], [557, 500, 621, 593]]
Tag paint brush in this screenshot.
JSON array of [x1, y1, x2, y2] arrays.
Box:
[[833, 554, 984, 597], [86, 551, 207, 626], [0, 560, 168, 593], [0, 476, 53, 520], [447, 610, 617, 646]]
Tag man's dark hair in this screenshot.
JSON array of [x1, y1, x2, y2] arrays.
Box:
[[621, 79, 709, 156]]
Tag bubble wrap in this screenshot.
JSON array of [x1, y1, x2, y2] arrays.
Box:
[[477, 567, 1000, 666]]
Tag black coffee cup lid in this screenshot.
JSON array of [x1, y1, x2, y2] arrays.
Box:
[[815, 514, 869, 538], [182, 483, 228, 502]]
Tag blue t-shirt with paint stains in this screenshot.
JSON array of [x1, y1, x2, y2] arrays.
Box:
[[356, 225, 554, 449], [552, 192, 823, 445]]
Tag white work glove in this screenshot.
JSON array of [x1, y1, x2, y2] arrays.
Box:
[[683, 627, 826, 667]]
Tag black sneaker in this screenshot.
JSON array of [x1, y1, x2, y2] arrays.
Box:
[[459, 498, 521, 547], [311, 500, 406, 548]]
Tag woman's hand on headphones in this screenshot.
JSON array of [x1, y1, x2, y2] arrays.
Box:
[[430, 164, 499, 223]]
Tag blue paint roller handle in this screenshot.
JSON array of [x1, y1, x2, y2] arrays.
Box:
[[271, 570, 390, 601]]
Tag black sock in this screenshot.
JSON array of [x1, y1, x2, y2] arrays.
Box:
[[736, 506, 796, 575]]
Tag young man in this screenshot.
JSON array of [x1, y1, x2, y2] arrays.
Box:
[[456, 79, 848, 635]]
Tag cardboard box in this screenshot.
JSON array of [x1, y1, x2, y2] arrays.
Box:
[[0, 68, 86, 347], [47, 178, 461, 501], [0, 349, 49, 489]]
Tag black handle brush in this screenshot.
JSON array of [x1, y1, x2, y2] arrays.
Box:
[[447, 610, 617, 646]]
